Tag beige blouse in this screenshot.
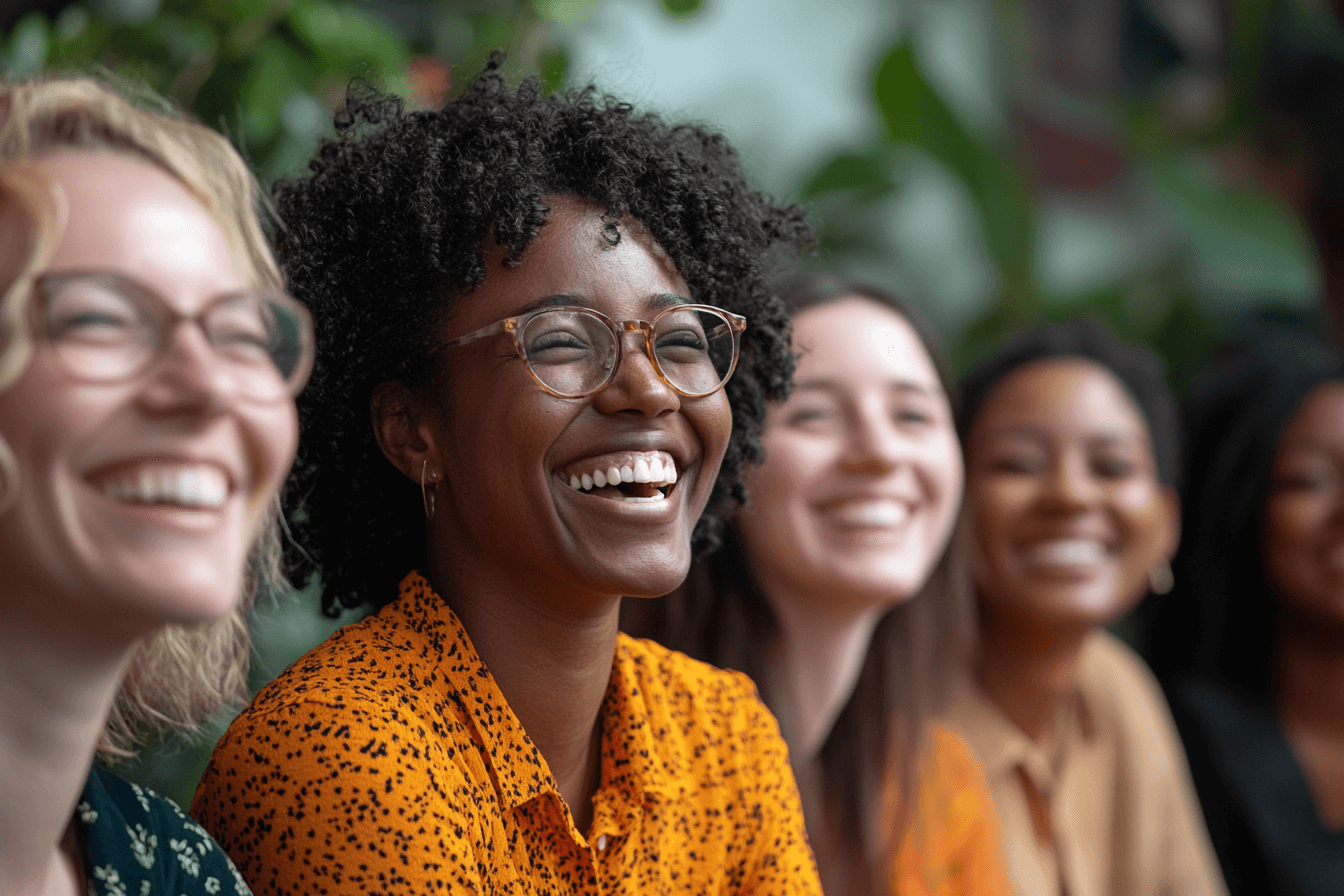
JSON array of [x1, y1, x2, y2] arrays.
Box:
[[945, 630, 1228, 896]]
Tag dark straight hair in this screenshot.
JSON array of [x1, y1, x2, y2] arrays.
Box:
[[626, 272, 975, 895], [1148, 341, 1344, 695]]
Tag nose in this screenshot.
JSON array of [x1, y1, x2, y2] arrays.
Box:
[[840, 403, 907, 476], [1040, 452, 1099, 511], [591, 328, 680, 417], [134, 321, 235, 418]]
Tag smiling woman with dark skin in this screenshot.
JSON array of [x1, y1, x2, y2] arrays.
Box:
[[944, 319, 1227, 896], [191, 60, 819, 895], [1144, 346, 1344, 895]]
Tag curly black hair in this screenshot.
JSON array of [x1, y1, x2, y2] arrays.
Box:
[[957, 316, 1180, 489], [274, 59, 812, 614]]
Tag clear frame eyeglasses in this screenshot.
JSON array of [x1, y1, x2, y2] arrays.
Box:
[[430, 303, 748, 399], [33, 272, 316, 404]]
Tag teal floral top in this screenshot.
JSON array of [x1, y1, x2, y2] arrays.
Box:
[[76, 766, 251, 896]]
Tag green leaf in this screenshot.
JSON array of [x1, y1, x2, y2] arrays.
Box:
[[798, 151, 893, 201], [288, 0, 408, 71], [541, 48, 568, 93], [660, 0, 705, 17], [5, 12, 50, 76], [1149, 155, 1319, 301]]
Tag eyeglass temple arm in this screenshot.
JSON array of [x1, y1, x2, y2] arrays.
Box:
[[429, 317, 514, 355]]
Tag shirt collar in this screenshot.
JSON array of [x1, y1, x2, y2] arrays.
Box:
[[948, 682, 1096, 796], [392, 571, 672, 815]]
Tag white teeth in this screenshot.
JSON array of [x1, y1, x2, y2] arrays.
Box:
[[833, 500, 909, 528], [1032, 539, 1107, 566], [565, 452, 680, 493], [99, 464, 228, 509], [621, 492, 667, 503]]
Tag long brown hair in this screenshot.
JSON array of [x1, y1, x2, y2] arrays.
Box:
[[625, 272, 975, 893]]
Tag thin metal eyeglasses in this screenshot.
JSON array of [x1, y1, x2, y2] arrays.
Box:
[[32, 271, 315, 404], [429, 303, 748, 399]]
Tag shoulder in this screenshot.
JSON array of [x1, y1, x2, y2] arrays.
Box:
[[84, 767, 251, 895], [1077, 630, 1171, 725], [617, 633, 773, 732]]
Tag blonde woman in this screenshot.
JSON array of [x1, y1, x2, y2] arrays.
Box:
[[0, 78, 312, 896]]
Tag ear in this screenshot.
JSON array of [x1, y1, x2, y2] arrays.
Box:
[[1157, 485, 1181, 563], [370, 380, 441, 483]]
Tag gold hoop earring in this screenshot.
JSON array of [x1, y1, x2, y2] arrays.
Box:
[[421, 459, 437, 521], [1149, 562, 1174, 595]]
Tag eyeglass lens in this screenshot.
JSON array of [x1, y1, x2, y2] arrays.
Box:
[[42, 275, 307, 402], [518, 307, 737, 397]]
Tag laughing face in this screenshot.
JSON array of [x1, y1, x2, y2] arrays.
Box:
[[0, 151, 298, 638], [419, 195, 732, 604], [966, 359, 1176, 632], [736, 297, 963, 615]]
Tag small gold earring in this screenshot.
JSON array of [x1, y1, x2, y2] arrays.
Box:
[[421, 459, 437, 521], [1149, 562, 1174, 595]]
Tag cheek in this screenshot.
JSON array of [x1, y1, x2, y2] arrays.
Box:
[[920, 435, 964, 524], [1266, 494, 1324, 545], [240, 403, 299, 511]]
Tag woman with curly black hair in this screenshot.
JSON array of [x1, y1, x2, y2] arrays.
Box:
[[191, 60, 820, 895]]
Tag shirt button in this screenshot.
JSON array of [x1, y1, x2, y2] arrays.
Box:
[[596, 834, 608, 852]]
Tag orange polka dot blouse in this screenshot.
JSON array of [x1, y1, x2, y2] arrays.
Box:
[[191, 572, 823, 895]]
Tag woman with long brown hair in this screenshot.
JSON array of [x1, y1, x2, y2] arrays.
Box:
[[630, 272, 1012, 895]]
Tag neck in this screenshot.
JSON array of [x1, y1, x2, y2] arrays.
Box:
[[1276, 609, 1344, 739], [976, 608, 1088, 742], [0, 594, 134, 895], [761, 580, 885, 763], [429, 553, 618, 834]]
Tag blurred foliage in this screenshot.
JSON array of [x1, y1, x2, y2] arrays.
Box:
[[795, 0, 1327, 388], [0, 0, 570, 182]]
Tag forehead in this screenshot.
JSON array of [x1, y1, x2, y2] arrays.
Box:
[[1279, 381, 1344, 454], [791, 297, 941, 391], [972, 358, 1150, 445], [453, 194, 686, 330], [31, 150, 239, 290]]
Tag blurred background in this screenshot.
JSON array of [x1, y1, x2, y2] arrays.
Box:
[[3, 0, 1339, 804]]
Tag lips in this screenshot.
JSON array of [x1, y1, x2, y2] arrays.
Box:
[[89, 460, 232, 510]]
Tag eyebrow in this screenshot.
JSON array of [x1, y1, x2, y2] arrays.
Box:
[[510, 292, 690, 318], [982, 426, 1145, 447], [794, 377, 940, 396]]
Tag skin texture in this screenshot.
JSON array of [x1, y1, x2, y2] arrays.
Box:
[[0, 151, 297, 896], [372, 194, 732, 831], [967, 359, 1177, 739], [737, 298, 963, 758], [1266, 382, 1344, 828]]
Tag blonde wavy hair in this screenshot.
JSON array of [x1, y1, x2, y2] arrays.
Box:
[[0, 76, 287, 759]]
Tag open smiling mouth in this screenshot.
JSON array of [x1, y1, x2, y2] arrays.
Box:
[[562, 451, 679, 504], [94, 462, 230, 510]]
